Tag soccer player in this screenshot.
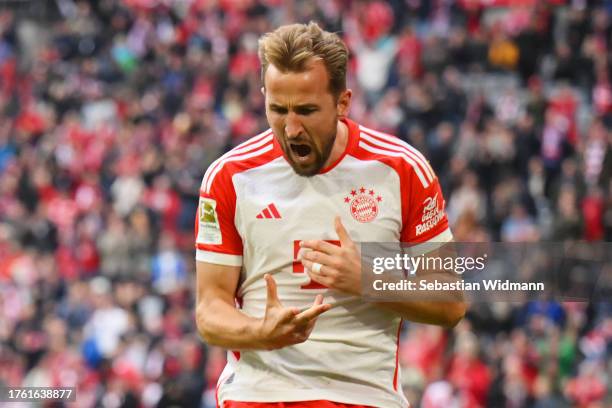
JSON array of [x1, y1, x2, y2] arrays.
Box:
[[195, 22, 466, 408]]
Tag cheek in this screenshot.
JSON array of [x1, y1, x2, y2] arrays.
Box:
[[266, 113, 284, 132], [308, 120, 335, 152], [304, 112, 332, 133]]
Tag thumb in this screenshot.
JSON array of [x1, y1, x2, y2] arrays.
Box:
[[334, 216, 352, 246], [264, 274, 282, 308]]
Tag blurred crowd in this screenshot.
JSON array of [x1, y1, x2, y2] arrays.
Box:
[[0, 0, 610, 407]]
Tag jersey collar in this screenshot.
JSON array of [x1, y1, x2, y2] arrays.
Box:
[[317, 117, 359, 174]]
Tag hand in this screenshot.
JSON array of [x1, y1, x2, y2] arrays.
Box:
[[256, 274, 331, 350], [300, 216, 362, 296]]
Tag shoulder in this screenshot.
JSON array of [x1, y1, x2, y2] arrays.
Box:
[[200, 129, 280, 194], [351, 123, 437, 189]]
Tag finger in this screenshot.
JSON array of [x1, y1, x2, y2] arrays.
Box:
[[297, 294, 323, 316], [279, 306, 301, 323], [295, 300, 331, 323], [334, 216, 352, 246], [300, 313, 319, 335], [302, 258, 338, 278], [301, 259, 334, 280], [296, 294, 323, 314], [306, 269, 332, 289], [296, 247, 312, 261], [296, 294, 323, 313], [295, 303, 331, 323], [300, 240, 341, 255], [301, 250, 335, 267], [264, 274, 282, 308]]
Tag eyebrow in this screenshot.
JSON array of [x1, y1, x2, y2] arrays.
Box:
[[268, 103, 319, 110]]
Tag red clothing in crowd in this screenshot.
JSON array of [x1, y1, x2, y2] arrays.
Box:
[[582, 194, 605, 240], [447, 355, 491, 408]]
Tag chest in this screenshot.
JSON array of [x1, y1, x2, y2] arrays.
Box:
[[233, 157, 403, 247]]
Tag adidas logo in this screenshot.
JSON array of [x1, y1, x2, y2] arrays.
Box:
[[256, 203, 281, 219]]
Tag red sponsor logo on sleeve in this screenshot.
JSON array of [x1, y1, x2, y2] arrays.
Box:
[[415, 193, 445, 236]]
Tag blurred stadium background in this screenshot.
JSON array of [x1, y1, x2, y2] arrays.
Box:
[[0, 0, 610, 407]]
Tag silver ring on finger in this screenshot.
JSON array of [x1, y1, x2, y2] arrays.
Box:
[[312, 262, 323, 274]]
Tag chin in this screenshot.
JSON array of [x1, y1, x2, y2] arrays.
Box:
[[292, 166, 320, 177], [290, 161, 322, 177]]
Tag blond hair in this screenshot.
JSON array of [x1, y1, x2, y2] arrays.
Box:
[[258, 22, 348, 97]]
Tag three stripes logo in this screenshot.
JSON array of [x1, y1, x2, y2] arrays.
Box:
[[256, 203, 282, 219]]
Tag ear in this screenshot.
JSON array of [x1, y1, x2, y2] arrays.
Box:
[[336, 89, 352, 118], [260, 86, 266, 96]]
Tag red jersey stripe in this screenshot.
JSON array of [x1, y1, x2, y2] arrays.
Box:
[[393, 319, 403, 391], [358, 140, 430, 188], [202, 130, 273, 191], [359, 125, 436, 180], [360, 131, 434, 183], [204, 143, 274, 193]]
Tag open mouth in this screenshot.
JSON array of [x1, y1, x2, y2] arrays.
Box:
[[290, 143, 312, 158]]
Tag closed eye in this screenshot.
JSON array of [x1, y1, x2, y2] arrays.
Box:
[[269, 105, 319, 116], [270, 106, 288, 114], [295, 107, 317, 115]]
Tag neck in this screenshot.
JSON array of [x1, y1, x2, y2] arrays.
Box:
[[323, 119, 349, 168]]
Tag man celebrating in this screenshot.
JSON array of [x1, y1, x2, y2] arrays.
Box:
[[195, 22, 465, 408]]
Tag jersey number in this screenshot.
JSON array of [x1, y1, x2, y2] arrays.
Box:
[[292, 240, 340, 289]]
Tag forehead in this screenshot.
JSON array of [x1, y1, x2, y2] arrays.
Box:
[[264, 59, 333, 104]]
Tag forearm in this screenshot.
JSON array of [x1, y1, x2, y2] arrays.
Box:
[[196, 298, 265, 350], [375, 300, 466, 328], [369, 265, 466, 327]]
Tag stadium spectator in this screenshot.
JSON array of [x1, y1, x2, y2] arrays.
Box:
[[0, 1, 609, 406]]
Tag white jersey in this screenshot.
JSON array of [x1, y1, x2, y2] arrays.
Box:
[[195, 119, 452, 407]]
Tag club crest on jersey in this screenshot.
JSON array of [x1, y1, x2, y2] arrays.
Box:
[[344, 187, 382, 223]]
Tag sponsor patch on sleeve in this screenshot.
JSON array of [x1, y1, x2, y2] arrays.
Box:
[[415, 193, 445, 236], [198, 198, 222, 245]]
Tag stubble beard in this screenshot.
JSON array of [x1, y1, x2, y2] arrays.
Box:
[[288, 127, 337, 177]]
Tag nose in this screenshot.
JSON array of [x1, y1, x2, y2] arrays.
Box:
[[284, 112, 303, 139]]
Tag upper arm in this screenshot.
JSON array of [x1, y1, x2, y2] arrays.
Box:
[[195, 157, 244, 313], [196, 261, 242, 308], [401, 162, 452, 244], [195, 160, 243, 263]]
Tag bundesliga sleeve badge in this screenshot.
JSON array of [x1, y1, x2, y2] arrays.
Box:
[[344, 186, 382, 223], [198, 197, 222, 244]]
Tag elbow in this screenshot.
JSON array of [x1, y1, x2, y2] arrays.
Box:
[[195, 305, 217, 345], [443, 301, 467, 329]]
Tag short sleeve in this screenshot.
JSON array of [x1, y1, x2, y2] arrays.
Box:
[[195, 168, 243, 266], [400, 168, 453, 244]]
